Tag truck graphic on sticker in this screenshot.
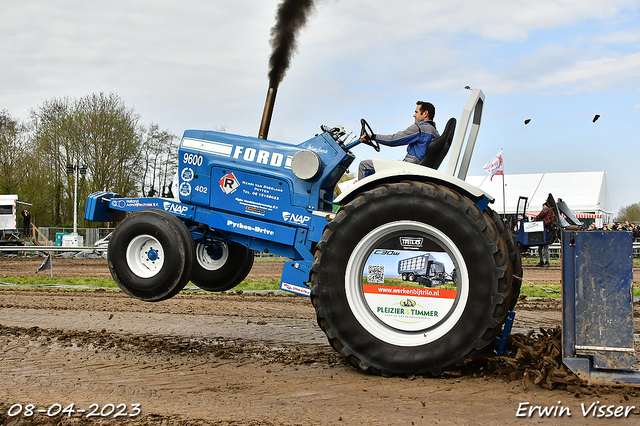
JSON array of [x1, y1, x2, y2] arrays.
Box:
[[397, 253, 446, 287]]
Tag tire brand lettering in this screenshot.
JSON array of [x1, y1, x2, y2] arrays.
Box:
[[399, 237, 423, 249]]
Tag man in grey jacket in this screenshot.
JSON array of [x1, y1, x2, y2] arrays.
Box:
[[358, 101, 439, 180]]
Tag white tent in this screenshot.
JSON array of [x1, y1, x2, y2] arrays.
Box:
[[466, 171, 613, 226]]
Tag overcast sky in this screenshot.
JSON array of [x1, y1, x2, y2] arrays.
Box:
[[2, 0, 639, 216]]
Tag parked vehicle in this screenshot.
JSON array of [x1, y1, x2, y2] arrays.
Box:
[[0, 195, 24, 246]]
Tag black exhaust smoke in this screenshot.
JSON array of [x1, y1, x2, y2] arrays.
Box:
[[258, 0, 316, 139]]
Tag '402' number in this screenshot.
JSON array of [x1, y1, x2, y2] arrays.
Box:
[[183, 153, 203, 166], [195, 185, 208, 194]]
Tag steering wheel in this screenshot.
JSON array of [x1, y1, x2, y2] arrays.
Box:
[[360, 119, 380, 152]]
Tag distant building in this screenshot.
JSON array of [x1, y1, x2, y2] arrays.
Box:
[[466, 171, 612, 227]]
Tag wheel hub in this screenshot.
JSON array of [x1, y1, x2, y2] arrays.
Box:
[[196, 242, 229, 271], [146, 247, 159, 261], [126, 235, 165, 278]]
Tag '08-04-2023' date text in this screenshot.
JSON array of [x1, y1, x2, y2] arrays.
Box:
[[4, 403, 141, 419]]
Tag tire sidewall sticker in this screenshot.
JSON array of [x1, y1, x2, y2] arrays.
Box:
[[344, 220, 469, 347]]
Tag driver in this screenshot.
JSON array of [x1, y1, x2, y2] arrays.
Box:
[[358, 101, 439, 179]]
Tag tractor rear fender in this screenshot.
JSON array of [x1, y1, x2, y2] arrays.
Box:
[[335, 158, 494, 210]]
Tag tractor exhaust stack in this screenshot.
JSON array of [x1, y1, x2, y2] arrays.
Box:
[[258, 87, 277, 139]]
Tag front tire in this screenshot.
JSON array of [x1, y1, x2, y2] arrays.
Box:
[[311, 182, 512, 376], [108, 209, 194, 302], [190, 241, 254, 292]]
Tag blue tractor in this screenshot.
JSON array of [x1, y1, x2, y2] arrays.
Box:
[[84, 89, 521, 376]]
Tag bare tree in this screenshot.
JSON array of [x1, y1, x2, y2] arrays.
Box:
[[75, 93, 142, 196], [29, 93, 142, 226], [140, 124, 179, 198], [29, 97, 74, 225], [0, 110, 29, 194]]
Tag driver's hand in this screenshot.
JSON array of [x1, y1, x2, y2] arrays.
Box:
[[360, 134, 371, 143]]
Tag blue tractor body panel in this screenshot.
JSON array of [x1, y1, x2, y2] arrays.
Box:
[[85, 130, 353, 295], [177, 130, 349, 213]]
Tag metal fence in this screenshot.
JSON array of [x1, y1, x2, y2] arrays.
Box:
[[526, 242, 640, 259], [35, 227, 114, 247]]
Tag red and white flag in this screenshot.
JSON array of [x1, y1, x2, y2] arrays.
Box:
[[483, 150, 503, 181]]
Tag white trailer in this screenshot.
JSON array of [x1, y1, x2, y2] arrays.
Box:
[[0, 194, 23, 245]]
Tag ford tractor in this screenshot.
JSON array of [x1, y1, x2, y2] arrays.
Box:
[[84, 88, 522, 377]]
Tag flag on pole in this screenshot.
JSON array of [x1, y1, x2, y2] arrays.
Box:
[[482, 150, 504, 181]]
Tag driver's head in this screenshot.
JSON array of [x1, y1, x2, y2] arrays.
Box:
[[415, 101, 435, 123]]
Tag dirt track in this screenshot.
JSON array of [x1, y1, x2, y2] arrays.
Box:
[[1, 258, 639, 425]]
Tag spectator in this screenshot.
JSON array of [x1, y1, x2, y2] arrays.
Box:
[[534, 202, 555, 267], [21, 209, 31, 238]]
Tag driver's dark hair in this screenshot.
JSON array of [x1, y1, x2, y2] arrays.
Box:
[[416, 101, 435, 120]]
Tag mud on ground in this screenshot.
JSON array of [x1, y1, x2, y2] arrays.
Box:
[[1, 258, 639, 425]]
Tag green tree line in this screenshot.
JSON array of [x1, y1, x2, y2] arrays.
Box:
[[615, 203, 640, 222], [0, 92, 179, 229]]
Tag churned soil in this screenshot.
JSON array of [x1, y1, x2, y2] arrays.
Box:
[[1, 258, 639, 425]]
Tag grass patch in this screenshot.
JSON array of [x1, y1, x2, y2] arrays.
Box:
[[519, 284, 640, 299], [232, 279, 280, 291], [520, 284, 561, 298], [254, 256, 289, 262], [0, 276, 282, 292], [0, 276, 119, 288]]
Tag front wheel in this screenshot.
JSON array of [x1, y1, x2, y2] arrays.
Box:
[[311, 182, 512, 376], [190, 241, 254, 292], [108, 209, 194, 302]]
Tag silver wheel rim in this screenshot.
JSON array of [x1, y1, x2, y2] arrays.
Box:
[[126, 234, 165, 278], [195, 242, 229, 271], [344, 220, 469, 347]]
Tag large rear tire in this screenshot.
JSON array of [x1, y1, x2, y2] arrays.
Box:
[[485, 207, 522, 311], [108, 209, 194, 302], [191, 241, 254, 292], [311, 182, 512, 376]]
